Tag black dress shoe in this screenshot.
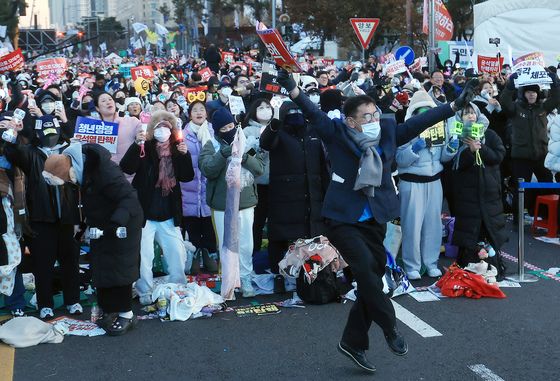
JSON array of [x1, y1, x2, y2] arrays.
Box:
[[384, 327, 408, 356], [273, 275, 286, 294], [337, 341, 376, 373]]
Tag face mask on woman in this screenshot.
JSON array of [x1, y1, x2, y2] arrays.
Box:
[[256, 107, 272, 122], [154, 127, 171, 143]]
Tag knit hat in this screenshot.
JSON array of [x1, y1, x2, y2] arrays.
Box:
[[124, 97, 142, 110], [218, 81, 232, 90], [211, 107, 235, 130], [43, 154, 72, 184], [405, 90, 436, 121], [279, 101, 299, 122], [522, 84, 540, 94]]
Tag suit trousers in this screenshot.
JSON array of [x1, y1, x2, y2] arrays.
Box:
[[327, 218, 396, 350]]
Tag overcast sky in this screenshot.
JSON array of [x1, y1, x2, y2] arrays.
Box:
[[19, 0, 50, 29]]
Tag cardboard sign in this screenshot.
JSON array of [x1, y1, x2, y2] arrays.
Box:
[[233, 303, 281, 317], [349, 18, 380, 50], [384, 60, 407, 77], [199, 67, 213, 82], [259, 72, 290, 96], [409, 57, 428, 72], [513, 52, 545, 67], [118, 63, 136, 79], [512, 60, 552, 88], [256, 21, 302, 73], [0, 49, 24, 73], [422, 0, 454, 41], [228, 95, 246, 116], [36, 58, 67, 80], [477, 55, 505, 75], [131, 65, 155, 81], [419, 121, 446, 147], [183, 85, 208, 104], [221, 51, 234, 64], [74, 117, 119, 153]]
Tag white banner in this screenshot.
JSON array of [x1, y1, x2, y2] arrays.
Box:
[[384, 60, 407, 77], [513, 60, 552, 88]]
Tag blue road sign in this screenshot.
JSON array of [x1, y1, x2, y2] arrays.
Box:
[[395, 46, 415, 65]]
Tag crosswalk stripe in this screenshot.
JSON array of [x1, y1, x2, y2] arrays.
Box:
[[468, 364, 506, 381], [391, 300, 442, 338]]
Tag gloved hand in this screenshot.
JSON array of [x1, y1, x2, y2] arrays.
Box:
[[506, 72, 518, 91], [447, 137, 459, 152], [412, 138, 427, 153], [454, 78, 479, 109], [548, 71, 559, 88], [276, 69, 297, 92], [220, 144, 232, 158]]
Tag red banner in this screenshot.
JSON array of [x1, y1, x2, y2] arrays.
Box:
[[221, 52, 234, 64], [256, 22, 302, 73], [423, 0, 454, 41], [0, 49, 24, 73], [131, 65, 155, 81], [198, 67, 213, 82], [36, 57, 67, 80], [477, 55, 504, 75]]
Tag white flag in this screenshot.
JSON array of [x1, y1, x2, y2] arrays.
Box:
[[0, 25, 6, 38], [133, 38, 143, 50], [132, 22, 148, 34], [154, 23, 169, 36]]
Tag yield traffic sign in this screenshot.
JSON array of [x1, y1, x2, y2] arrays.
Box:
[[350, 18, 380, 50]]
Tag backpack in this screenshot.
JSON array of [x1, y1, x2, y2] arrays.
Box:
[[296, 265, 341, 304]]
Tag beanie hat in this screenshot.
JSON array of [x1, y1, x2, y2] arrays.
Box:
[[124, 97, 142, 110], [405, 90, 436, 121], [43, 154, 72, 184], [320, 89, 344, 113], [522, 84, 540, 94], [211, 107, 235, 130], [279, 101, 299, 122], [218, 81, 232, 90]]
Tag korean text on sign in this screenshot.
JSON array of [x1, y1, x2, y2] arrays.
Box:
[[74, 117, 119, 154]]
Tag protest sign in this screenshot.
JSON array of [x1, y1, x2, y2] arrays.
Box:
[[199, 67, 213, 82], [233, 303, 281, 317], [0, 49, 24, 73], [477, 55, 505, 75], [384, 60, 407, 77], [423, 0, 454, 41], [420, 121, 446, 147], [513, 60, 552, 88], [256, 21, 302, 72], [50, 316, 105, 337], [259, 72, 290, 96], [118, 63, 136, 79], [131, 65, 155, 81], [221, 51, 234, 64], [513, 52, 545, 67], [183, 85, 208, 104], [409, 57, 427, 72], [74, 117, 119, 153], [36, 58, 67, 80], [228, 95, 246, 115]]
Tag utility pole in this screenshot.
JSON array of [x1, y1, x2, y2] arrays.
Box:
[[406, 0, 413, 47], [428, 0, 436, 73], [272, 0, 276, 28]]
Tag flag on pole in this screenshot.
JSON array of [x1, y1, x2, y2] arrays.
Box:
[[154, 23, 169, 36], [132, 22, 148, 34]]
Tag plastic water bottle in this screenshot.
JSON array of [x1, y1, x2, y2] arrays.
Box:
[[90, 302, 101, 323], [157, 296, 167, 318]]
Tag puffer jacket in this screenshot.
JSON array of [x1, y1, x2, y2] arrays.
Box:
[[545, 111, 560, 176], [180, 121, 214, 218], [500, 86, 560, 160]]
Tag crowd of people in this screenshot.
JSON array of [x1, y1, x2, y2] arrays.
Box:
[[0, 46, 559, 347]]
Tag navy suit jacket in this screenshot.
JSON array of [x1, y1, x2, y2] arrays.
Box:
[[292, 92, 455, 225]]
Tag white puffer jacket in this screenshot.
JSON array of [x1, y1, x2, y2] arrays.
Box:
[[545, 110, 560, 180]]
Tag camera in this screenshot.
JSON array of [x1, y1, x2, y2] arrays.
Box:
[[489, 38, 500, 46]]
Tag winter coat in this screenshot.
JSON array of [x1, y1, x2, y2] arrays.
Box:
[[472, 95, 509, 145], [180, 122, 214, 218], [79, 144, 143, 288], [4, 143, 80, 224], [545, 111, 560, 175], [198, 136, 265, 211], [120, 140, 194, 227], [260, 120, 328, 241], [244, 120, 270, 185], [93, 113, 141, 165], [204, 47, 222, 73], [500, 86, 560, 160], [451, 129, 507, 250]]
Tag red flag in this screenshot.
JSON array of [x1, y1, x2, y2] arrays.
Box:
[[423, 0, 454, 41]]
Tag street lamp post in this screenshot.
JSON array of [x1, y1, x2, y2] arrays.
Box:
[[428, 0, 436, 73], [272, 0, 276, 28]]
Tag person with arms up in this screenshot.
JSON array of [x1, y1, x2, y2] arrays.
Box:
[[275, 69, 476, 372]]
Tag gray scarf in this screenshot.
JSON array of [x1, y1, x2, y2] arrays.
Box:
[[345, 127, 383, 197]]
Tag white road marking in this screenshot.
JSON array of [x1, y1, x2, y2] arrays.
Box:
[[468, 364, 506, 381], [391, 300, 442, 337]]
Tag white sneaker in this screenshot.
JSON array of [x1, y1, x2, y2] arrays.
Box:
[[427, 268, 443, 278], [39, 307, 54, 319], [407, 271, 421, 280], [66, 303, 83, 315], [241, 278, 256, 298]]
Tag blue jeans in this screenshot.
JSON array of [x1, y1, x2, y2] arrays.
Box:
[[4, 268, 25, 311]]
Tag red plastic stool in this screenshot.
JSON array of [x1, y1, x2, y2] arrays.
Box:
[[532, 195, 559, 238]]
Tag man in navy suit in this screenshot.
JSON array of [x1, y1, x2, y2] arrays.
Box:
[[276, 69, 475, 373]]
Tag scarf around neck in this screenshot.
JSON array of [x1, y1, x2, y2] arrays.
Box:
[[155, 140, 176, 196], [188, 120, 212, 146], [344, 126, 383, 197]]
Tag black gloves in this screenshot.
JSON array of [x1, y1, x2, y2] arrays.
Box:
[[454, 78, 479, 109], [220, 144, 232, 158], [548, 71, 559, 88], [506, 73, 518, 91], [276, 69, 297, 92]]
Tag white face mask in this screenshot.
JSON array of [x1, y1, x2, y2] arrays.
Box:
[[154, 127, 171, 142], [221, 87, 233, 97], [256, 108, 272, 122], [309, 94, 321, 104], [42, 101, 56, 115], [361, 121, 381, 140]]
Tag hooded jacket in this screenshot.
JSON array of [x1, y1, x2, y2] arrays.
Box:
[[500, 85, 560, 159], [545, 111, 560, 176], [396, 91, 457, 180]]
